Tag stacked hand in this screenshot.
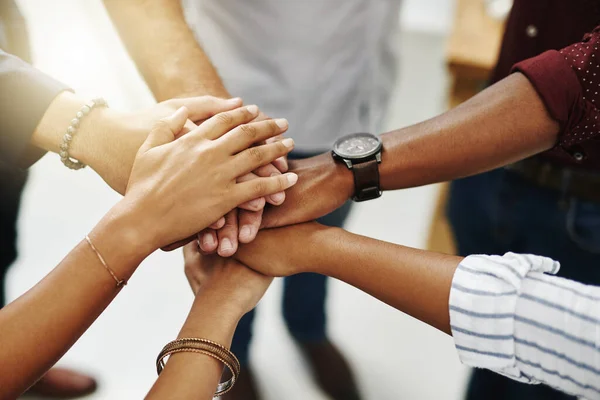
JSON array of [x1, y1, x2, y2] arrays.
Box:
[[105, 101, 299, 257]]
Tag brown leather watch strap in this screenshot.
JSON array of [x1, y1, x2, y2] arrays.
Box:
[[352, 158, 381, 202]]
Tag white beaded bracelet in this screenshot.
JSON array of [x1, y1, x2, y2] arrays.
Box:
[[59, 97, 108, 170]]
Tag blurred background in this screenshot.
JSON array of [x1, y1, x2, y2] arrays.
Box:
[[6, 0, 509, 398]]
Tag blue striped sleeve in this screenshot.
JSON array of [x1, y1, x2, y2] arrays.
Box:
[[449, 253, 600, 400]]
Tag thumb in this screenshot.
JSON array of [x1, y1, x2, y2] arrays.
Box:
[[140, 106, 189, 153]]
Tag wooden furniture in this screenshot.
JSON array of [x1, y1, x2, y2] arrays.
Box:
[[426, 0, 506, 254]]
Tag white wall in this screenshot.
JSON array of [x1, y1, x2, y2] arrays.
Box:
[[402, 0, 456, 34]]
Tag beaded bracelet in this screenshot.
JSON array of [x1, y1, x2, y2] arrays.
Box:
[[156, 338, 240, 396], [59, 98, 108, 170]]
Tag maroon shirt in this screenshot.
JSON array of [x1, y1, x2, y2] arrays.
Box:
[[491, 0, 600, 169]]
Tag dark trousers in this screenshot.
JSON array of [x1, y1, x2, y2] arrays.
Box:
[[0, 164, 28, 306], [447, 168, 600, 400]]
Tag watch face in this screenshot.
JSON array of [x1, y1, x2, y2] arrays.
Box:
[[333, 133, 382, 160]]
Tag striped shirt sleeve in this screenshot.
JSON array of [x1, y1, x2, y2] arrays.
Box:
[[449, 253, 600, 399]]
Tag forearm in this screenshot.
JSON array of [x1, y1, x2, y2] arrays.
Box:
[[378, 73, 559, 190], [238, 224, 463, 334], [31, 91, 146, 194], [312, 229, 461, 334], [147, 296, 241, 400], [103, 0, 230, 100], [0, 205, 150, 398]]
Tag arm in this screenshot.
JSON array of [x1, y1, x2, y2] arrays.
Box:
[[263, 30, 600, 228], [103, 0, 287, 253], [236, 223, 460, 334], [148, 248, 272, 399], [103, 0, 229, 100], [261, 72, 559, 227], [0, 105, 296, 398], [0, 47, 246, 193], [235, 224, 600, 398]]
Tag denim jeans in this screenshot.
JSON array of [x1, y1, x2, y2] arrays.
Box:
[[231, 152, 353, 365], [447, 168, 600, 400]]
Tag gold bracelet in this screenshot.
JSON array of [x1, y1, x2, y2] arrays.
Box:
[[84, 235, 127, 288], [156, 338, 240, 397]]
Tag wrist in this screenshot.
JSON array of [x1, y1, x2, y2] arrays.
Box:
[[329, 153, 355, 201], [90, 201, 157, 272], [178, 293, 243, 340]]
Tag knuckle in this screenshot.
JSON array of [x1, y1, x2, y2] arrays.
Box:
[[248, 147, 264, 163], [239, 124, 257, 140], [252, 181, 268, 197], [268, 120, 279, 134], [216, 112, 233, 125], [152, 119, 171, 132], [277, 176, 287, 191]]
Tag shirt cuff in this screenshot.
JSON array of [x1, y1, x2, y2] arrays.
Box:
[[0, 51, 70, 167], [512, 50, 584, 139], [449, 252, 560, 383]]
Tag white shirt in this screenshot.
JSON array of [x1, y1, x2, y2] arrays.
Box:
[[182, 0, 402, 153], [451, 253, 600, 399]]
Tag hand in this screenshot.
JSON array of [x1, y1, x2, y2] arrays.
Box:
[[84, 96, 244, 195], [119, 104, 298, 251], [195, 112, 289, 257], [260, 152, 354, 229], [183, 241, 272, 316], [234, 222, 338, 277]]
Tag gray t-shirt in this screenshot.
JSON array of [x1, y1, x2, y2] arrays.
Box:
[[183, 0, 401, 153]]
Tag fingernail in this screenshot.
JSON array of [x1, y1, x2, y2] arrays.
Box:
[[240, 226, 252, 241], [220, 238, 233, 252], [202, 233, 214, 247], [275, 118, 288, 129], [270, 192, 285, 203], [282, 138, 294, 148], [247, 105, 259, 115], [287, 173, 298, 185], [229, 97, 242, 104]]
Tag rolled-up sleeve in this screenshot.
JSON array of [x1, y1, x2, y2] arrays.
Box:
[[0, 49, 69, 166], [512, 27, 600, 150], [450, 253, 600, 399]]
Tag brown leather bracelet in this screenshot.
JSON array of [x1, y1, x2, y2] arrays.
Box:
[[156, 338, 240, 396]]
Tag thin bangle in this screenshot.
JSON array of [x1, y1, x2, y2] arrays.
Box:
[[85, 235, 127, 288]]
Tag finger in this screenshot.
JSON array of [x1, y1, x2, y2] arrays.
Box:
[[252, 164, 285, 205], [231, 138, 295, 177], [235, 172, 298, 205], [170, 96, 242, 123], [237, 173, 266, 211], [272, 156, 288, 172], [174, 119, 198, 139], [140, 106, 189, 152], [161, 234, 195, 252], [266, 136, 289, 172], [198, 229, 218, 254], [238, 209, 262, 244], [219, 118, 289, 153], [217, 209, 238, 257], [190, 104, 259, 141], [209, 217, 226, 230]]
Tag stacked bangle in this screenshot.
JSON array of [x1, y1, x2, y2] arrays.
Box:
[[59, 98, 108, 170], [156, 338, 240, 396]]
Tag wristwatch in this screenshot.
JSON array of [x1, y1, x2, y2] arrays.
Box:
[[332, 132, 383, 202]]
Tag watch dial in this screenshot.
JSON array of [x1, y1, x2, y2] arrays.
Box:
[[334, 134, 381, 158]]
